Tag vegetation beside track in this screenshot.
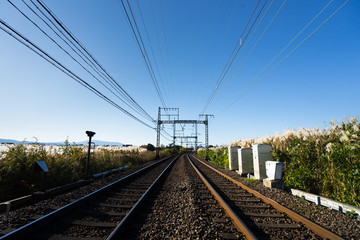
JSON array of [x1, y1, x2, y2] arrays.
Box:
[[0, 141, 175, 202], [201, 116, 360, 207], [198, 146, 229, 169]]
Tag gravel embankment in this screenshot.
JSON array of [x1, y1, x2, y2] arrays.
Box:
[[126, 155, 243, 239], [196, 156, 360, 240], [0, 157, 161, 235], [2, 153, 359, 239]]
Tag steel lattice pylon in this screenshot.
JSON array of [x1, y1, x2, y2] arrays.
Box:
[[155, 107, 213, 159]]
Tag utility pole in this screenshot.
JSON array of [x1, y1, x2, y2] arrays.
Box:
[[156, 107, 161, 159], [199, 114, 214, 160], [173, 122, 176, 146], [195, 123, 198, 154]]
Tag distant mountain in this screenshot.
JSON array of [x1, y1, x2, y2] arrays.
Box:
[[75, 140, 124, 146], [0, 138, 21, 144], [0, 138, 124, 146]]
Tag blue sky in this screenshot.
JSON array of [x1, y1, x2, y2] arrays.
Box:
[[0, 0, 359, 146]]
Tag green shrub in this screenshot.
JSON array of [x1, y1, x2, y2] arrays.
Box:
[[232, 116, 360, 207], [198, 146, 229, 169]]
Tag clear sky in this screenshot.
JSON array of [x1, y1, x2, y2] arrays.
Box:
[[0, 0, 359, 146]]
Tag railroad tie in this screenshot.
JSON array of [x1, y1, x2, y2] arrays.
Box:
[[218, 232, 239, 240], [45, 234, 104, 240], [61, 219, 118, 228], [253, 222, 300, 229], [236, 204, 271, 208], [243, 212, 285, 218], [97, 203, 133, 209], [104, 197, 138, 202], [77, 208, 127, 217], [207, 208, 220, 213], [233, 199, 261, 203], [213, 217, 227, 223]]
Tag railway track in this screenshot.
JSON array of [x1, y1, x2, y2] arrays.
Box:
[[1, 153, 350, 239], [119, 154, 243, 239], [188, 154, 344, 240], [0, 155, 178, 240]]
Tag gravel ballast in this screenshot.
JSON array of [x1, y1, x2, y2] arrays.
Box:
[[1, 153, 359, 239], [0, 158, 161, 235], [193, 155, 360, 240], [126, 154, 243, 239]]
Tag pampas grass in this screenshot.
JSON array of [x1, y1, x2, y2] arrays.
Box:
[[231, 116, 360, 207]]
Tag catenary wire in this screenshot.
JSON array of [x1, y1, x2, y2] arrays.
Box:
[[34, 0, 155, 122], [148, 0, 171, 103], [238, 0, 335, 94], [194, 0, 221, 104], [202, 0, 271, 113], [8, 0, 154, 123], [201, 0, 269, 114], [216, 0, 288, 99], [119, 0, 167, 108], [213, 0, 274, 99], [159, 0, 175, 105], [125, 0, 166, 107], [0, 19, 155, 130], [217, 0, 349, 115], [134, 0, 168, 105], [201, 0, 262, 114]]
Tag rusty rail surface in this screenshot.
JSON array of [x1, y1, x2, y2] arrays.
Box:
[[0, 155, 177, 240], [186, 154, 258, 240], [106, 155, 179, 239], [190, 154, 344, 240]]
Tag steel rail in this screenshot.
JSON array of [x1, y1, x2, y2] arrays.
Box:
[[190, 154, 344, 240], [0, 155, 176, 240], [106, 155, 179, 239], [186, 154, 258, 240]]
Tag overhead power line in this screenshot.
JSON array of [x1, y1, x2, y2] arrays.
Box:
[[119, 0, 167, 108], [218, 0, 349, 115], [7, 0, 154, 123], [32, 0, 155, 122], [216, 0, 287, 99], [201, 0, 267, 114], [0, 19, 155, 130], [134, 0, 169, 105]]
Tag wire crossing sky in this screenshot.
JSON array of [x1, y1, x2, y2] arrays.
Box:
[[1, 0, 359, 146]]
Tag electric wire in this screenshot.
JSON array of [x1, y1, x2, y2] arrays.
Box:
[[134, 0, 168, 106], [30, 0, 100, 74], [119, 0, 167, 108], [217, 0, 240, 48], [216, 0, 287, 99], [160, 132, 172, 142], [194, 0, 221, 105], [148, 0, 170, 103], [0, 19, 155, 130], [201, 0, 263, 114], [123, 0, 167, 108], [201, 0, 268, 114], [8, 0, 154, 123], [189, 1, 202, 81], [34, 0, 154, 122], [213, 0, 274, 99], [159, 0, 175, 105], [240, 0, 335, 93], [32, 0, 155, 122], [218, 0, 349, 115]]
